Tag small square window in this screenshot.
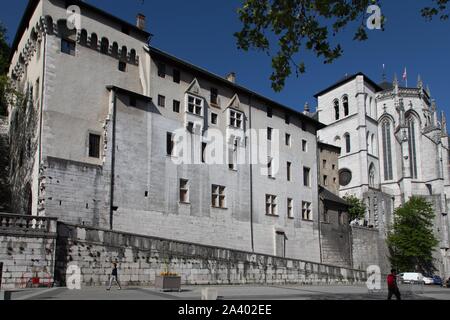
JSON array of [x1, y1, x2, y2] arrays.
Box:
[[229, 110, 243, 129], [211, 113, 218, 125], [88, 134, 101, 158], [302, 140, 308, 152], [212, 185, 226, 208], [210, 87, 218, 105], [173, 100, 180, 113], [61, 39, 76, 56], [303, 167, 311, 187], [180, 179, 189, 203], [285, 134, 291, 147], [118, 61, 127, 72], [157, 62, 166, 78], [158, 95, 165, 107], [173, 69, 180, 83], [187, 95, 203, 116]]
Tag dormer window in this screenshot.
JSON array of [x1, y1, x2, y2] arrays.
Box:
[[229, 109, 243, 129], [187, 95, 203, 116]]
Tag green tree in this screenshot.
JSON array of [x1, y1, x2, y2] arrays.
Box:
[[235, 0, 449, 91], [343, 195, 366, 221], [387, 197, 439, 274], [0, 22, 11, 116]]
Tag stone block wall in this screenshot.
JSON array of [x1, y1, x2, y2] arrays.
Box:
[[0, 117, 11, 211], [55, 223, 366, 287], [0, 214, 57, 289]]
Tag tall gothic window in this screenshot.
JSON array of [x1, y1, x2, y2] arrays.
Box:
[[382, 120, 393, 180], [344, 133, 351, 153], [343, 96, 349, 117], [407, 117, 418, 179], [334, 100, 340, 120]]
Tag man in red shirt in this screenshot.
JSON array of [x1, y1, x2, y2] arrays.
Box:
[[387, 269, 401, 300]]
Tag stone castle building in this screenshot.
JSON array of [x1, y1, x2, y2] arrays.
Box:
[[315, 73, 450, 276], [5, 0, 450, 276], [7, 0, 327, 263]]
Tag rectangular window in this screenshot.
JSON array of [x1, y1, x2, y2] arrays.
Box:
[[118, 61, 127, 72], [202, 142, 207, 163], [229, 139, 238, 170], [211, 113, 218, 125], [173, 69, 180, 83], [324, 175, 328, 186], [303, 167, 311, 187], [285, 134, 291, 147], [287, 162, 291, 181], [302, 140, 308, 152], [267, 127, 272, 141], [285, 113, 290, 125], [179, 179, 189, 203], [173, 100, 180, 113], [212, 185, 226, 208], [302, 201, 313, 221], [187, 95, 203, 116], [210, 87, 218, 105], [332, 164, 336, 170], [88, 134, 101, 158], [230, 110, 243, 129], [323, 160, 327, 169], [166, 132, 174, 156], [266, 194, 277, 216], [267, 106, 273, 118], [158, 95, 165, 107], [157, 62, 166, 78], [61, 39, 76, 56], [268, 158, 273, 178], [287, 198, 293, 219]]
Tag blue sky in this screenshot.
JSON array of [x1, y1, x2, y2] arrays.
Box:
[[1, 0, 450, 117]]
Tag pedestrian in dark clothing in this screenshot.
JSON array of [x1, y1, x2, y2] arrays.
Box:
[[387, 269, 401, 300], [107, 263, 122, 290]]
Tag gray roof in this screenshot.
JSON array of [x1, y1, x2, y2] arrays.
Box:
[[319, 186, 349, 207]]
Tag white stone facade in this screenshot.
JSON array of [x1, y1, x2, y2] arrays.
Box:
[[316, 73, 450, 277]]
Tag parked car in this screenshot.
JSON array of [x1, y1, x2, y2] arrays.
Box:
[[399, 272, 424, 284], [423, 276, 434, 285], [432, 275, 443, 286]]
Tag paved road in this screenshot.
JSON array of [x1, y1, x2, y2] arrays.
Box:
[[5, 284, 450, 300]]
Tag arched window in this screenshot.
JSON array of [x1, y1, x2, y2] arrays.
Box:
[[334, 99, 340, 120], [371, 134, 375, 155], [100, 37, 109, 54], [344, 133, 351, 153], [369, 163, 376, 188], [90, 33, 98, 50], [111, 42, 119, 58], [382, 119, 393, 180], [366, 132, 370, 151], [129, 49, 136, 64], [407, 116, 418, 179], [121, 46, 128, 61], [343, 96, 349, 117], [371, 97, 376, 119], [80, 29, 88, 46]]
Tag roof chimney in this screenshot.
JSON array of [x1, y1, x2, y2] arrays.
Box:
[[136, 13, 146, 30], [226, 72, 236, 84]]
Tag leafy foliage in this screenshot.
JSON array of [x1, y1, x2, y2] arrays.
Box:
[[235, 0, 448, 91], [343, 195, 366, 221], [0, 22, 11, 116], [387, 197, 439, 274]]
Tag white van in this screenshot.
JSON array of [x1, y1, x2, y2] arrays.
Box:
[[399, 272, 424, 284]]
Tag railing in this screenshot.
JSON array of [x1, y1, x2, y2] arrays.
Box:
[[0, 213, 57, 235]]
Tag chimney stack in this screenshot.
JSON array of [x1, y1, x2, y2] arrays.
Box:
[[226, 72, 236, 84], [136, 13, 146, 30]]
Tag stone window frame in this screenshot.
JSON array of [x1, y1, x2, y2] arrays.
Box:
[[302, 201, 313, 221], [265, 194, 278, 216], [212, 185, 227, 209], [179, 179, 190, 204], [86, 131, 103, 160]]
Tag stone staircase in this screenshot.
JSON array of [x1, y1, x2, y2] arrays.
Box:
[[0, 116, 11, 211]]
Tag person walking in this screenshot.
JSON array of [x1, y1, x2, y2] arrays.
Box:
[[107, 262, 122, 291], [387, 269, 401, 300]]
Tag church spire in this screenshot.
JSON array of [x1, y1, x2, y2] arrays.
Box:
[[417, 74, 423, 89], [426, 85, 431, 97]]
